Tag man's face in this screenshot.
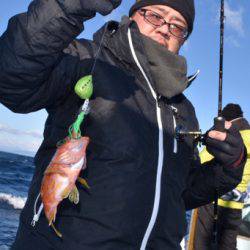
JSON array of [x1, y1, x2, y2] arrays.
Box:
[[131, 5, 188, 54]]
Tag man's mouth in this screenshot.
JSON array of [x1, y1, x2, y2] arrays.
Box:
[[152, 36, 168, 47]]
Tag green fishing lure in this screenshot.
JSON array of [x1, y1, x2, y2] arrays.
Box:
[[68, 75, 94, 139], [74, 75, 93, 100]]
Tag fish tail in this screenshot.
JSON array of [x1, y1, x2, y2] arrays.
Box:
[[51, 223, 62, 238]]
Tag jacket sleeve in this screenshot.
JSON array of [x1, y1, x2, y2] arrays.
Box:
[[0, 0, 94, 113], [183, 147, 246, 210]]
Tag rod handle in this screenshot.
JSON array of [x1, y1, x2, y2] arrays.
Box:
[[214, 116, 225, 132]]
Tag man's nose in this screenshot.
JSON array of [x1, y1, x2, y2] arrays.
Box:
[[156, 23, 170, 38]]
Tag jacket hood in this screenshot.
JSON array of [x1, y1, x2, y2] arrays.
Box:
[[232, 117, 250, 131]]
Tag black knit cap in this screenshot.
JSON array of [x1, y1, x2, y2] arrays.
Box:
[[222, 103, 243, 121], [129, 0, 195, 34]]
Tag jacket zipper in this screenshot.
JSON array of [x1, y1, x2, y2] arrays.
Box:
[[159, 99, 178, 154], [170, 105, 178, 154], [128, 28, 164, 250]]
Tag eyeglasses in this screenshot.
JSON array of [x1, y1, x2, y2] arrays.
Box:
[[138, 9, 188, 39]]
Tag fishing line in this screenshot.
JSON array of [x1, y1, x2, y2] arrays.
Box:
[[90, 22, 109, 75], [71, 22, 109, 138]]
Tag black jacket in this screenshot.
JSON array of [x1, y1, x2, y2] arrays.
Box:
[[0, 1, 244, 249]]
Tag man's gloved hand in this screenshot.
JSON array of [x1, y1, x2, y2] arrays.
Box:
[[58, 0, 122, 16], [205, 122, 245, 168]]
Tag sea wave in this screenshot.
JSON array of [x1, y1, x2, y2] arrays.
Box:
[[0, 244, 9, 250], [0, 193, 26, 210]]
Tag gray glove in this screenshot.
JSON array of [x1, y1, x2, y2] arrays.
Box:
[[58, 0, 122, 16]]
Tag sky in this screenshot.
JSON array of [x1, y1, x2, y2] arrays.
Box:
[[0, 0, 249, 156]]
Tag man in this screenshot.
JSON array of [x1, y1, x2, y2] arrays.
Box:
[[193, 104, 250, 250], [0, 1, 246, 249]]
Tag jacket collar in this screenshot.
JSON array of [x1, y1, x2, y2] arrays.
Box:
[[93, 16, 198, 98]]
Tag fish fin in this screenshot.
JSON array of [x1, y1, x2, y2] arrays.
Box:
[[51, 223, 62, 238], [61, 187, 71, 199], [77, 177, 90, 189], [45, 167, 65, 176], [48, 208, 57, 226], [68, 185, 79, 204]]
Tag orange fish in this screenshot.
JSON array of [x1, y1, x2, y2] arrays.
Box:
[[40, 135, 90, 237]]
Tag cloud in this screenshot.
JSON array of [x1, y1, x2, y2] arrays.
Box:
[[212, 1, 245, 48], [224, 1, 244, 37], [0, 123, 42, 139], [225, 35, 240, 48], [0, 134, 42, 156], [0, 123, 43, 155]]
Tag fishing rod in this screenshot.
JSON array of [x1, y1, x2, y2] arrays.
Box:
[[212, 1, 225, 249], [218, 0, 225, 117], [214, 0, 225, 130]]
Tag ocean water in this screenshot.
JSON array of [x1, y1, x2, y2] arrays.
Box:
[[0, 151, 34, 249]]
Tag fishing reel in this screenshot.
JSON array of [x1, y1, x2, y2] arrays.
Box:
[[175, 125, 204, 146], [175, 116, 225, 146]]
